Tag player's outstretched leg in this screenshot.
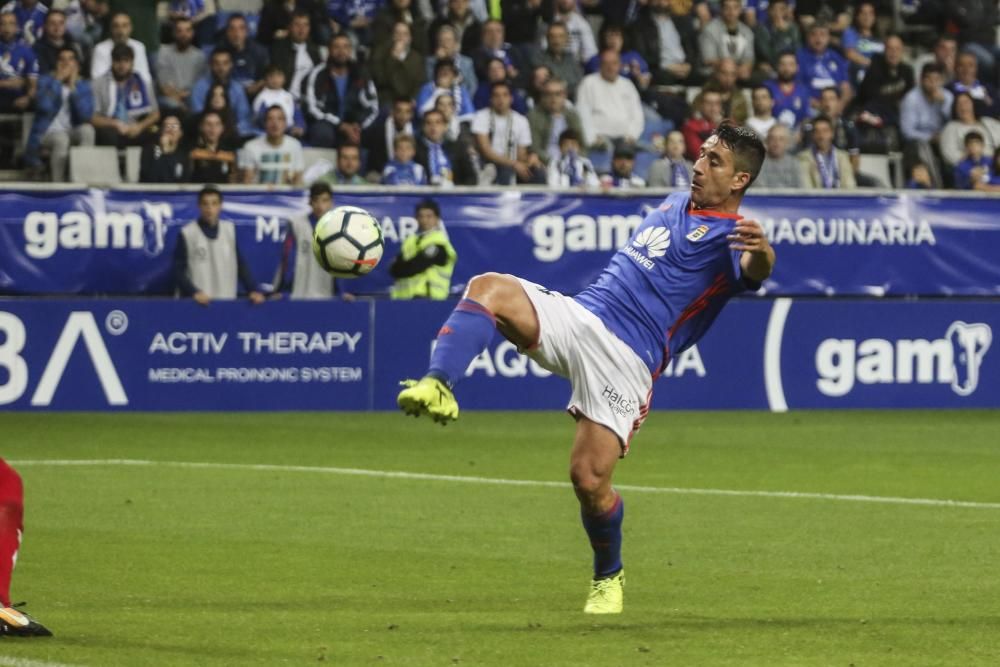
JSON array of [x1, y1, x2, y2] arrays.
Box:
[[0, 460, 51, 637], [397, 273, 540, 424], [570, 419, 626, 614]]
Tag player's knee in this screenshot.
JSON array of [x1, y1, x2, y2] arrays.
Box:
[[569, 461, 606, 499], [465, 272, 514, 307]]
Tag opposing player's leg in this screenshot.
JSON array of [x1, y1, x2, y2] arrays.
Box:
[[0, 459, 51, 637], [398, 273, 540, 423], [570, 418, 626, 614]]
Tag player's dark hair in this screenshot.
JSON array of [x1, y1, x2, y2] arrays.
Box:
[[711, 120, 765, 194], [415, 198, 440, 218], [309, 182, 332, 201], [198, 185, 223, 202]]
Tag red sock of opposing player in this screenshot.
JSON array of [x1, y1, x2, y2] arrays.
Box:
[[0, 460, 24, 608]]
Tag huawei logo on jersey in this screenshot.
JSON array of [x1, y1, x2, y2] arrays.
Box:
[[632, 226, 671, 258]]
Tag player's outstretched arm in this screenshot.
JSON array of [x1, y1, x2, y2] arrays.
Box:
[[729, 219, 775, 282]]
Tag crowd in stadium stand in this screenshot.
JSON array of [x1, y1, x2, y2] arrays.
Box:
[[1, 0, 998, 191]]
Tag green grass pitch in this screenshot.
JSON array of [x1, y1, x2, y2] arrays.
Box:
[[1, 410, 999, 666]]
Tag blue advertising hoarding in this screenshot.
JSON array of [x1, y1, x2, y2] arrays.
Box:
[[1, 189, 999, 297], [1, 299, 995, 412]]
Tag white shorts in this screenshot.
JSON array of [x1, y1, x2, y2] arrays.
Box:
[[516, 278, 653, 455]]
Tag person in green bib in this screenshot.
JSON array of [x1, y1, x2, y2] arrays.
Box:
[[389, 198, 457, 300]]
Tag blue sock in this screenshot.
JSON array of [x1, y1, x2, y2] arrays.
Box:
[[426, 298, 496, 388], [581, 493, 624, 578]]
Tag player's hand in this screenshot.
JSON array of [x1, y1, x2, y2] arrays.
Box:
[[193, 291, 211, 306], [248, 291, 266, 305], [727, 219, 770, 254]]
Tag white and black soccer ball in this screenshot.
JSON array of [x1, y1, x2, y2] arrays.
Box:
[[312, 205, 384, 278]]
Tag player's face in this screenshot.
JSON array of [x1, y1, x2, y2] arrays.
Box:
[[199, 193, 222, 224], [691, 135, 746, 208], [310, 193, 332, 218]]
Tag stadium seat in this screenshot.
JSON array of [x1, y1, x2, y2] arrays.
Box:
[[125, 146, 143, 183], [858, 153, 891, 189], [303, 147, 337, 184], [69, 146, 121, 185]]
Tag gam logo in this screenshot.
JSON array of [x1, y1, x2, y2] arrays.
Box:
[[815, 321, 992, 397]]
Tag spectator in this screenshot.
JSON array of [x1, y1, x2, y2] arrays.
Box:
[[841, 1, 882, 87], [0, 11, 36, 114], [140, 112, 190, 183], [682, 88, 722, 160], [547, 127, 599, 187], [90, 11, 151, 83], [948, 52, 998, 119], [303, 34, 380, 147], [952, 130, 991, 189], [803, 86, 883, 185], [257, 0, 325, 46], [585, 22, 651, 96], [191, 48, 255, 138], [795, 0, 850, 34], [753, 0, 800, 79], [533, 22, 583, 97], [699, 0, 755, 82], [601, 144, 646, 189], [499, 0, 546, 50], [416, 108, 476, 186], [647, 129, 692, 188], [939, 92, 1000, 169], [108, 0, 157, 67], [944, 0, 999, 82], [973, 147, 1000, 192], [371, 20, 427, 103], [65, 0, 109, 66], [253, 64, 306, 137], [198, 82, 240, 143], [474, 56, 528, 113], [765, 51, 811, 131], [188, 110, 238, 183], [1, 0, 46, 45], [372, 0, 430, 57], [471, 80, 532, 184], [366, 96, 416, 175], [702, 59, 749, 125], [269, 10, 321, 100], [433, 90, 464, 140], [220, 13, 269, 99], [166, 0, 217, 47], [630, 0, 697, 85], [239, 106, 304, 185], [856, 34, 913, 133], [576, 49, 644, 150], [273, 182, 339, 299], [174, 186, 265, 305], [24, 45, 93, 181], [156, 17, 207, 114], [33, 10, 80, 76], [389, 198, 457, 301], [381, 134, 428, 184], [315, 142, 366, 185], [528, 76, 584, 164], [797, 22, 850, 106], [327, 0, 380, 46], [798, 115, 857, 188], [472, 19, 520, 83], [900, 63, 953, 187], [416, 57, 475, 118], [755, 122, 802, 187], [428, 0, 481, 56], [904, 161, 933, 189], [426, 24, 477, 95], [91, 44, 159, 148], [913, 35, 957, 87], [548, 0, 597, 66], [746, 84, 777, 140]]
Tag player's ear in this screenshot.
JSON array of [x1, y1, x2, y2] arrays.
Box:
[[731, 170, 750, 194]]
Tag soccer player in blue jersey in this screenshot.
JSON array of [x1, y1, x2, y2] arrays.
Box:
[[398, 120, 775, 614]]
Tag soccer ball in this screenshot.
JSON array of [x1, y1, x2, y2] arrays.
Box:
[[312, 205, 384, 278]]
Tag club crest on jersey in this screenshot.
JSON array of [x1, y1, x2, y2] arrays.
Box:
[[686, 224, 709, 242]]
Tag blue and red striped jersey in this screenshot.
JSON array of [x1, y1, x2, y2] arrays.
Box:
[[575, 191, 754, 377]]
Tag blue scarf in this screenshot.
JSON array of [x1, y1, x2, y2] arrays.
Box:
[[425, 139, 453, 185], [814, 148, 840, 188]]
